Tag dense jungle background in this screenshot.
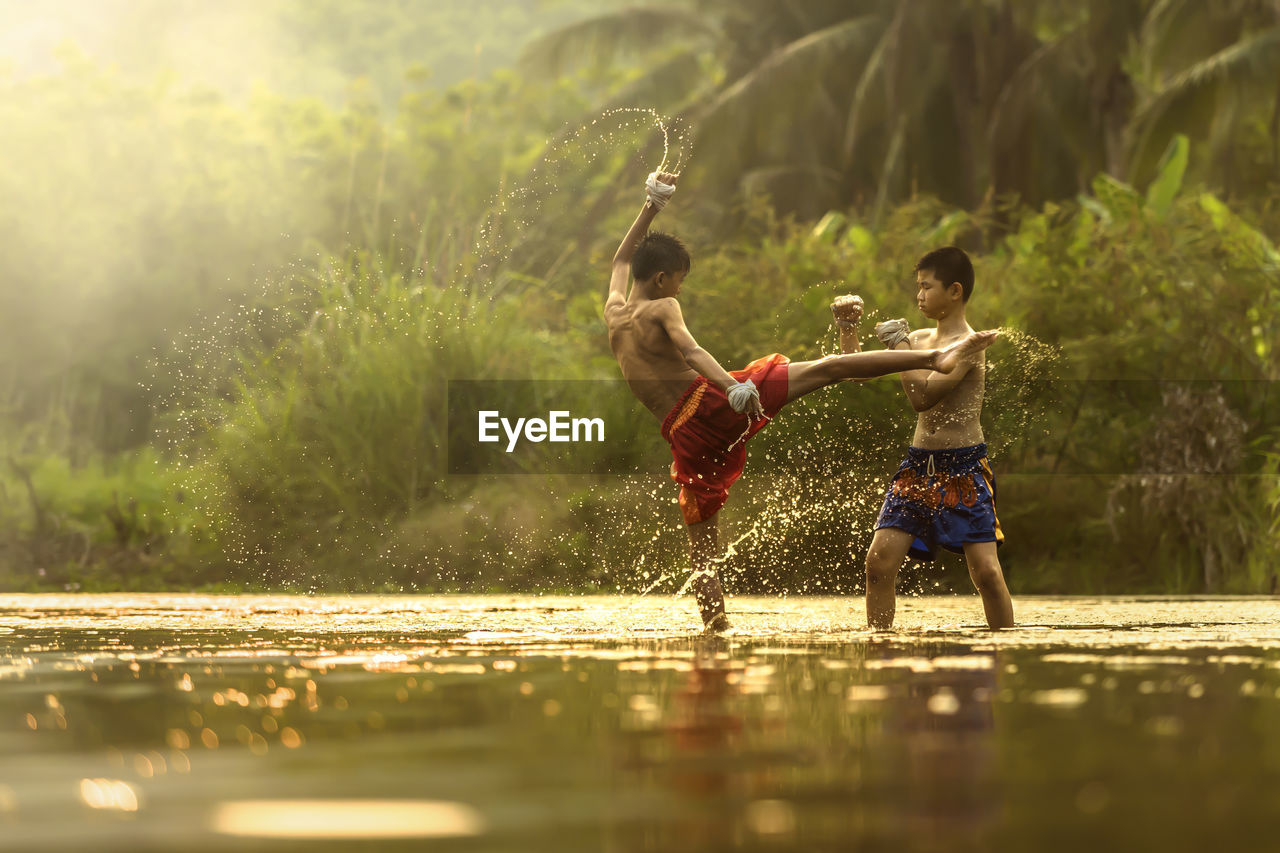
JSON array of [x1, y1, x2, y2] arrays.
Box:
[[1, 0, 1278, 595]]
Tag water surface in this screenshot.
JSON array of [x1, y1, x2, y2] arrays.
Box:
[[1, 594, 1277, 851]]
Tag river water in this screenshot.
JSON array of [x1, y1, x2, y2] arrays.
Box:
[[1, 593, 1277, 851]]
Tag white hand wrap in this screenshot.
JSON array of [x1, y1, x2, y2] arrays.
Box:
[[726, 379, 761, 414], [645, 172, 676, 209], [831, 294, 863, 326], [874, 318, 911, 349]]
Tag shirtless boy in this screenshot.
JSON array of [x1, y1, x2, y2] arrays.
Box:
[[857, 246, 1015, 630], [605, 174, 998, 630]]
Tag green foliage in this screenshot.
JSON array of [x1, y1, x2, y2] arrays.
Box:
[[528, 0, 1280, 218], [981, 171, 1279, 592], [0, 434, 206, 589], [1144, 133, 1190, 218], [0, 37, 630, 455], [0, 57, 316, 450], [172, 250, 659, 587], [1, 2, 1277, 595]]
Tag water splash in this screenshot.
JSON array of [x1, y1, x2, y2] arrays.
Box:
[[620, 324, 1063, 602], [147, 105, 694, 588], [984, 326, 1064, 461], [472, 107, 690, 285]]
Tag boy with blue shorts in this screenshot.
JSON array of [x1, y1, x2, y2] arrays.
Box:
[[841, 246, 1014, 630]]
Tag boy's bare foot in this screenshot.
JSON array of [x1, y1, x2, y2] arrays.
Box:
[[932, 330, 998, 373], [703, 613, 732, 634]]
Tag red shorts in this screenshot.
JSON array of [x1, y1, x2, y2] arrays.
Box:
[[659, 354, 790, 525]]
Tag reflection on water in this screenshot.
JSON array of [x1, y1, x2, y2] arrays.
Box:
[[211, 799, 485, 839], [0, 594, 1278, 851]]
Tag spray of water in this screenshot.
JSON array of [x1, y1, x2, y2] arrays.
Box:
[[149, 108, 689, 592], [149, 104, 1062, 604], [471, 107, 690, 286], [631, 321, 1062, 603]]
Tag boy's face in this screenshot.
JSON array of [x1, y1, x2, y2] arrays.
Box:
[[656, 268, 688, 298], [915, 269, 961, 320]]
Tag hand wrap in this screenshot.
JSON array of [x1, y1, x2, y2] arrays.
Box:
[[874, 318, 911, 349], [831, 294, 863, 326], [726, 379, 761, 414], [645, 172, 676, 209]]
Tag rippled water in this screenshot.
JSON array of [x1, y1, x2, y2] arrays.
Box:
[[1, 594, 1278, 851]]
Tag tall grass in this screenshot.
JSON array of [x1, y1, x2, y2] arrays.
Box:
[[169, 248, 659, 587]]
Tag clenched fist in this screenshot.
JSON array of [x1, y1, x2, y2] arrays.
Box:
[[874, 318, 911, 349], [830, 294, 863, 325]]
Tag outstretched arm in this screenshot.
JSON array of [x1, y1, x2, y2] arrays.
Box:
[[605, 172, 678, 314], [894, 330, 978, 411], [654, 298, 763, 416], [653, 299, 738, 392]]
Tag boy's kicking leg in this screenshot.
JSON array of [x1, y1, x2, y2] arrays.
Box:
[[864, 527, 915, 630], [784, 330, 997, 404], [669, 330, 995, 633], [961, 541, 1014, 629], [686, 517, 729, 631]]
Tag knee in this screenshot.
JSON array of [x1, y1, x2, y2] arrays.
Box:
[[804, 355, 842, 384], [968, 560, 1004, 592], [865, 552, 899, 587]]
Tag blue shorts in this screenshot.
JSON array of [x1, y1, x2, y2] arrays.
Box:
[[874, 444, 1004, 561]]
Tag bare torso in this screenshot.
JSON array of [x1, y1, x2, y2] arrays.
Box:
[[908, 327, 986, 449], [606, 296, 699, 421]]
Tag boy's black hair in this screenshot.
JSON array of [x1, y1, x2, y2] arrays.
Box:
[[632, 231, 691, 281], [915, 246, 974, 302]]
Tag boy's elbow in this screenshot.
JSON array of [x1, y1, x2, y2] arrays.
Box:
[[908, 395, 935, 413], [902, 384, 929, 412]]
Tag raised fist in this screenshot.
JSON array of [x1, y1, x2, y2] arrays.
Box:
[[646, 172, 678, 208], [830, 294, 863, 325]]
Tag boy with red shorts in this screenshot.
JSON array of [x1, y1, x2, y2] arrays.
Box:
[[605, 172, 998, 630]]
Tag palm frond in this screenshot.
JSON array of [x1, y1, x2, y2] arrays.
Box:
[[1139, 0, 1278, 85], [1157, 26, 1280, 98], [1139, 0, 1195, 83], [871, 114, 906, 225], [521, 53, 711, 188], [603, 49, 714, 115], [1129, 26, 1280, 174], [691, 14, 885, 159], [841, 6, 900, 169], [519, 6, 719, 76], [738, 163, 843, 212], [986, 23, 1084, 167]]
